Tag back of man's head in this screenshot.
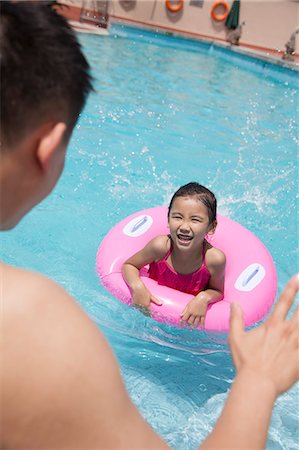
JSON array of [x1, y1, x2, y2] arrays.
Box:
[[0, 1, 93, 150]]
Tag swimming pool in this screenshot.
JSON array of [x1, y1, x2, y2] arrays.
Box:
[[2, 25, 298, 449]]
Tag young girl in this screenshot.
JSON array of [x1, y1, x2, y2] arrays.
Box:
[[122, 182, 226, 328]]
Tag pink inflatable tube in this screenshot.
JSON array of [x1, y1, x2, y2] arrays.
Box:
[[96, 207, 277, 332]]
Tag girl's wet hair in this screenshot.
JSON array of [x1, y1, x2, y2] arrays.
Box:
[[168, 182, 217, 226]]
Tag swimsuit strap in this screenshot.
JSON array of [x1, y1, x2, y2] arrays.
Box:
[[164, 235, 172, 260], [201, 240, 207, 267]]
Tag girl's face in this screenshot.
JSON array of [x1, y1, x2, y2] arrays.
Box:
[[168, 196, 213, 251]]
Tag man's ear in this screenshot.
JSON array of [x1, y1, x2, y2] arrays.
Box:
[[36, 122, 67, 172]]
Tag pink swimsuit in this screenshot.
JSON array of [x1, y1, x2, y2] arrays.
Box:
[[148, 241, 211, 296]]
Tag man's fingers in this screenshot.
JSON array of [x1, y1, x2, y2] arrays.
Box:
[[290, 303, 299, 327], [267, 274, 299, 326], [229, 303, 244, 340]]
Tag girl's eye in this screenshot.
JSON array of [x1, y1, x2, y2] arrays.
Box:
[[192, 219, 201, 222]]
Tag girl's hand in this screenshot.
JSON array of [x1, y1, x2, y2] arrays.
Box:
[[229, 274, 299, 397], [132, 282, 162, 314], [180, 295, 208, 328]]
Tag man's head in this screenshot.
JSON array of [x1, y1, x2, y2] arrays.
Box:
[[0, 1, 93, 229]]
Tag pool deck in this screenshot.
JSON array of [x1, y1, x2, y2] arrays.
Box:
[[58, 4, 299, 71]]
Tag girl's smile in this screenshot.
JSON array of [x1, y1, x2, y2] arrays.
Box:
[[177, 234, 193, 246]]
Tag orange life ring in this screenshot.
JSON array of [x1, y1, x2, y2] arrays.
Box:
[[165, 0, 184, 13], [211, 1, 229, 22]]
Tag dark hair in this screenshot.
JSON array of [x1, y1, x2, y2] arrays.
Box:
[[168, 182, 217, 226], [0, 1, 93, 148]]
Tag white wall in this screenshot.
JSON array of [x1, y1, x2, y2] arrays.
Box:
[[108, 0, 299, 54]]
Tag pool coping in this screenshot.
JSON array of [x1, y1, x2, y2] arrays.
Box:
[[109, 16, 299, 72], [68, 20, 109, 35], [68, 18, 299, 73]]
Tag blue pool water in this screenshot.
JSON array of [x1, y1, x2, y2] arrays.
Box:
[[2, 25, 298, 449]]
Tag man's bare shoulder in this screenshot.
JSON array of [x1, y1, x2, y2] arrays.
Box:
[[2, 259, 120, 380], [2, 261, 75, 312], [1, 261, 169, 449]]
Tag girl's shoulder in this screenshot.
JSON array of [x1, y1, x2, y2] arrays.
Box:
[[148, 235, 171, 261], [205, 243, 226, 270]]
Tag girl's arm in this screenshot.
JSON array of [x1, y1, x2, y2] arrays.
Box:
[[181, 248, 226, 327], [197, 247, 226, 303], [122, 235, 168, 308]]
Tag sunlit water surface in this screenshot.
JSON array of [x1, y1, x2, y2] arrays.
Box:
[[2, 26, 298, 449]]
